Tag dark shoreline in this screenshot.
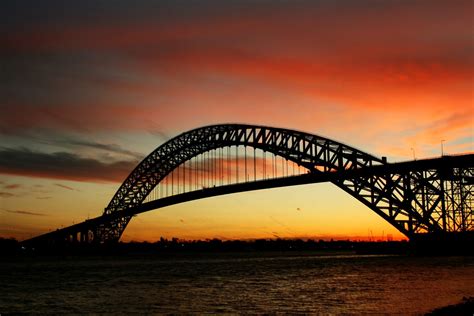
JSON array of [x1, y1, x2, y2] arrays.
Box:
[[426, 297, 474, 315], [2, 237, 410, 256], [2, 236, 473, 256]]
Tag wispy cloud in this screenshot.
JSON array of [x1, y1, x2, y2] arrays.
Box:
[[148, 129, 171, 141], [268, 216, 298, 236], [0, 147, 138, 183], [54, 183, 77, 191], [2, 208, 46, 216], [9, 131, 145, 160], [0, 192, 15, 198], [60, 139, 144, 160], [3, 183, 21, 190]]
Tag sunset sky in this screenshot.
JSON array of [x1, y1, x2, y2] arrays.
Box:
[[1, 0, 472, 241]]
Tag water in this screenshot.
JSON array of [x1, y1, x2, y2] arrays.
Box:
[[1, 253, 473, 314]]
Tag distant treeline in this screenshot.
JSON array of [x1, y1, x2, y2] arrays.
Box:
[[3, 233, 472, 256], [117, 237, 409, 254], [0, 237, 409, 256]]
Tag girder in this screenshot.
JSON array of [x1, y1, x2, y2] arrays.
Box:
[[22, 124, 473, 247]]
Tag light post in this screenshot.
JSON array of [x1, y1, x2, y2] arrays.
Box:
[[410, 148, 416, 160], [441, 139, 445, 156]]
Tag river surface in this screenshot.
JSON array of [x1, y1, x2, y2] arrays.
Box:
[[1, 253, 473, 314]]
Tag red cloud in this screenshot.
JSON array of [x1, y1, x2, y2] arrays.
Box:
[[0, 0, 471, 161]]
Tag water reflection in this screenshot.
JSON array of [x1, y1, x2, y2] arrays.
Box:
[[1, 254, 473, 314]]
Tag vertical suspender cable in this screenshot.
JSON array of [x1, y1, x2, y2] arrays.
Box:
[[177, 164, 179, 194], [254, 147, 257, 181], [272, 153, 275, 178], [244, 146, 247, 181], [227, 147, 230, 185], [213, 149, 216, 187], [236, 145, 239, 183], [263, 151, 266, 179]]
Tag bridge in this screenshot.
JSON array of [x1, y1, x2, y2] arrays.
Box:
[[23, 124, 473, 249]]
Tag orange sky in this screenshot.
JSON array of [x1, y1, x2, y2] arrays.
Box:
[[0, 0, 472, 241]]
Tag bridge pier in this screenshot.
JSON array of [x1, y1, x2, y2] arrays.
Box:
[[410, 232, 474, 255]]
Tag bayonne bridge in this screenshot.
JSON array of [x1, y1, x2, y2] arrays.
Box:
[[24, 124, 473, 249]]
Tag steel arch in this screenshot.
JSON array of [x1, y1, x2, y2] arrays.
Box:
[[96, 124, 442, 242]]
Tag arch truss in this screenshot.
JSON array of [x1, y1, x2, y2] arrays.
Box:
[[24, 124, 473, 246]]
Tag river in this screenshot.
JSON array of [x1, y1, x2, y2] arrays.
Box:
[[1, 253, 473, 314]]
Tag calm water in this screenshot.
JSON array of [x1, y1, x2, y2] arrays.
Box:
[[1, 253, 473, 314]]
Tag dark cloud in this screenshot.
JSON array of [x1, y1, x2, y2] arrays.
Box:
[[0, 0, 275, 31], [0, 124, 143, 160], [2, 208, 46, 216], [0, 147, 138, 183], [3, 0, 467, 32], [0, 192, 15, 198]]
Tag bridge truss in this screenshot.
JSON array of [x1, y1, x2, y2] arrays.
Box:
[[23, 124, 473, 247]]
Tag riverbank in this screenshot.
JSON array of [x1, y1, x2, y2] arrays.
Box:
[[3, 236, 472, 256], [2, 237, 409, 256], [426, 297, 473, 315]]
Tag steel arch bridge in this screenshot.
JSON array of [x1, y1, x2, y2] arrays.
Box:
[[24, 124, 473, 247]]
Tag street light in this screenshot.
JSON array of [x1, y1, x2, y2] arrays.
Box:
[[410, 148, 416, 160], [441, 139, 446, 156]]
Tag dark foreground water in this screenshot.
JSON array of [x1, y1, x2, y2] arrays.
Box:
[[1, 253, 473, 314]]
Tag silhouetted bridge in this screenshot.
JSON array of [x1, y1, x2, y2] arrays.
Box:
[[23, 124, 473, 248]]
